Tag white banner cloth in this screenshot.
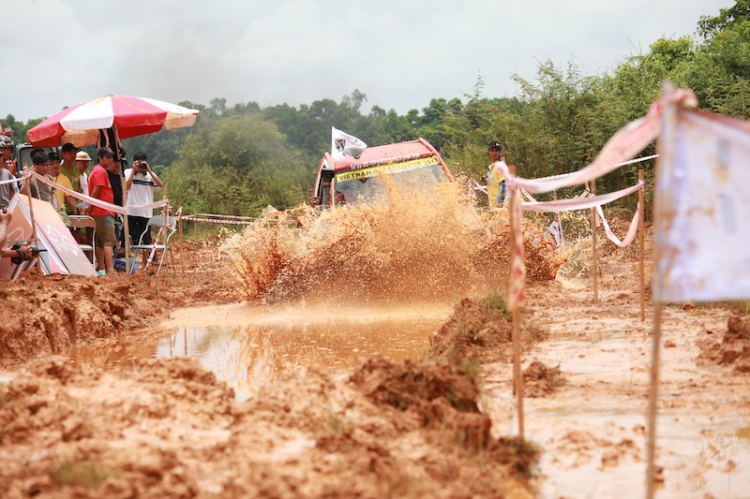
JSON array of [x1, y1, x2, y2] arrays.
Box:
[[653, 104, 750, 302]]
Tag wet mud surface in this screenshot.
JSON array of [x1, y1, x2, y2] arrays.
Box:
[[1, 216, 749, 497]]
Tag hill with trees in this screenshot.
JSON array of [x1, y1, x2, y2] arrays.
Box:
[[3, 1, 748, 217]]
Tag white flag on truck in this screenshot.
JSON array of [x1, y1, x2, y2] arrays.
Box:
[[331, 127, 367, 160], [653, 103, 750, 303]]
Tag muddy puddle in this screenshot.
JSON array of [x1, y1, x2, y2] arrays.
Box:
[[68, 302, 452, 400], [482, 303, 750, 499]]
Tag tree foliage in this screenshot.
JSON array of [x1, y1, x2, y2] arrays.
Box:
[[4, 2, 749, 216]]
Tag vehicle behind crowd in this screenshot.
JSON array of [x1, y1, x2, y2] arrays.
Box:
[[311, 138, 453, 207]]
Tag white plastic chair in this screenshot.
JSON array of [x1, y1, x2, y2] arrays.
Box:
[[131, 215, 177, 275]]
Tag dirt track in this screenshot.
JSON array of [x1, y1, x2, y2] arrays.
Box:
[[0, 228, 748, 498]]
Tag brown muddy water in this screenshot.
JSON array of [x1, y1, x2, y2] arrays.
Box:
[[68, 302, 452, 401], [482, 305, 750, 499]]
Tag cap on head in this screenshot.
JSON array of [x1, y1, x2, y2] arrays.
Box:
[[61, 143, 77, 153], [488, 141, 502, 151], [0, 135, 14, 148], [47, 151, 61, 161], [75, 151, 92, 161]]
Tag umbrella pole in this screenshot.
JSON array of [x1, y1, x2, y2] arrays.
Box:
[[121, 176, 131, 276]]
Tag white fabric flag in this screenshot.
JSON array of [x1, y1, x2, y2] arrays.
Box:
[[331, 127, 367, 160], [653, 105, 750, 302]]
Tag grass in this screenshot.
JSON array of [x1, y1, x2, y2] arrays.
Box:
[[49, 459, 117, 489]]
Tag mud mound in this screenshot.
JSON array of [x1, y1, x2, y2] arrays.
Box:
[[349, 356, 540, 475], [698, 314, 750, 373], [0, 356, 538, 498], [523, 360, 566, 397], [350, 356, 482, 423], [0, 248, 238, 367], [429, 296, 513, 364]]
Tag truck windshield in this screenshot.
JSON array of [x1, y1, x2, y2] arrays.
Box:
[[334, 159, 446, 205]]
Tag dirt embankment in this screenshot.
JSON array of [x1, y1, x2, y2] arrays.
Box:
[[0, 244, 238, 367], [0, 354, 539, 498], [698, 314, 750, 373]]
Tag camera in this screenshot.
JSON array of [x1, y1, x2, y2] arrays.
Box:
[[138, 161, 148, 171], [10, 243, 47, 265]]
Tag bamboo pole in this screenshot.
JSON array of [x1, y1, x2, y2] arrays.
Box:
[[508, 164, 524, 439], [591, 178, 599, 305], [646, 303, 664, 499], [639, 170, 646, 322]]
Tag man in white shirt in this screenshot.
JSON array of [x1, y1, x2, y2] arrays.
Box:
[[125, 151, 163, 263]]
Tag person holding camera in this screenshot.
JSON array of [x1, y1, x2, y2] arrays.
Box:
[[0, 209, 32, 262], [125, 152, 163, 264]]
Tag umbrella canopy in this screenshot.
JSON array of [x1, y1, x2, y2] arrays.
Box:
[[27, 95, 199, 147]]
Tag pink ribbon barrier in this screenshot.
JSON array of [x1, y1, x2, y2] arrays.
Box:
[[521, 181, 644, 213], [181, 216, 254, 225], [194, 213, 257, 220], [596, 201, 641, 248], [25, 171, 168, 214], [0, 177, 23, 187]]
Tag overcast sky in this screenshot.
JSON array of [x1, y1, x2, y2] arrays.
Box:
[[1, 0, 734, 121]]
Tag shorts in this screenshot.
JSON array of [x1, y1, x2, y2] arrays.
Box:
[[94, 215, 117, 247], [128, 215, 152, 245]]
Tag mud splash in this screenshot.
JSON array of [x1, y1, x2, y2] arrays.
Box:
[[224, 180, 567, 304]]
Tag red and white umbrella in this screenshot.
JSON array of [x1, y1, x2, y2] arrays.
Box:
[[27, 95, 199, 147]]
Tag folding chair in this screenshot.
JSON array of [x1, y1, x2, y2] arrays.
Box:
[[131, 215, 177, 275], [67, 215, 96, 266]]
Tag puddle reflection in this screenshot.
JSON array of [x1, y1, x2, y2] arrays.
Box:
[[70, 316, 442, 401]]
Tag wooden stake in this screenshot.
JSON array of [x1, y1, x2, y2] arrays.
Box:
[[591, 178, 599, 305], [646, 303, 664, 499], [508, 164, 524, 439], [512, 308, 524, 438], [639, 170, 646, 322]]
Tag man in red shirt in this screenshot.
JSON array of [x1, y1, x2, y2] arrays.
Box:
[[84, 147, 117, 275]]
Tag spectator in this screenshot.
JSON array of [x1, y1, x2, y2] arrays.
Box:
[[0, 135, 14, 176], [48, 152, 79, 216], [486, 141, 510, 208], [59, 143, 79, 191], [75, 151, 92, 201], [125, 152, 163, 263], [23, 153, 56, 203], [0, 138, 16, 209], [0, 209, 31, 261], [72, 151, 93, 246], [107, 158, 125, 253], [84, 147, 117, 275]]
